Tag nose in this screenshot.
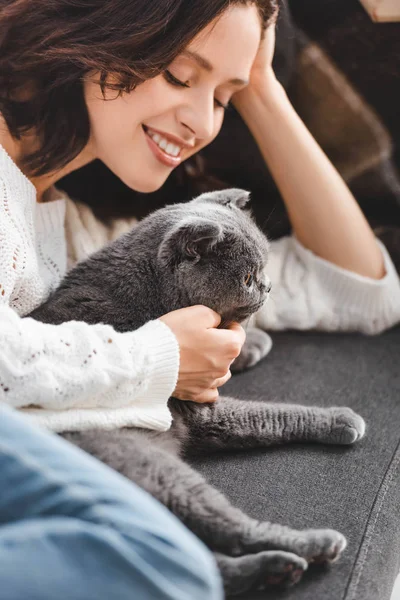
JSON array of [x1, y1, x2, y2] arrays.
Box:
[[260, 279, 272, 294], [177, 92, 216, 141]]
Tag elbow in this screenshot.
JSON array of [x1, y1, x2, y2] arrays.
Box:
[[359, 314, 400, 336]]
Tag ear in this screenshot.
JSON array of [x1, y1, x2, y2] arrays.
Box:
[[195, 188, 251, 210], [158, 218, 224, 266]]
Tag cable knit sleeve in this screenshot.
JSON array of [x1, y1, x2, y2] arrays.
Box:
[[0, 304, 179, 415], [255, 235, 400, 335]]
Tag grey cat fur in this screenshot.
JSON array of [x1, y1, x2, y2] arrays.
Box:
[[30, 189, 366, 597]]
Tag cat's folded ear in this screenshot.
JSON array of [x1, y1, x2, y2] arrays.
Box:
[[194, 188, 251, 210], [158, 218, 224, 267]]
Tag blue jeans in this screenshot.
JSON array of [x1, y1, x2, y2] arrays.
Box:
[[0, 406, 223, 600]]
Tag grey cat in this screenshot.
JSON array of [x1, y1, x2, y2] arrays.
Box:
[[30, 189, 366, 597]]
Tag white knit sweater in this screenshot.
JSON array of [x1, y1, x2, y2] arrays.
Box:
[[1, 143, 400, 433], [0, 144, 180, 432]]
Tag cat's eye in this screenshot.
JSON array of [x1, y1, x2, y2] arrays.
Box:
[[244, 273, 253, 287]]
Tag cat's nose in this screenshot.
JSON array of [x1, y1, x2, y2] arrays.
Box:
[[259, 280, 272, 297], [261, 280, 272, 294]]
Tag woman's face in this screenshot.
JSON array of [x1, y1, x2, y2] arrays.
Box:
[[84, 4, 262, 193]]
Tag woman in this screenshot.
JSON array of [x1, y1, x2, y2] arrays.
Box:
[[0, 0, 399, 599]]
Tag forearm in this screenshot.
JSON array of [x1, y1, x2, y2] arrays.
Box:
[[235, 77, 386, 280], [0, 305, 179, 410]]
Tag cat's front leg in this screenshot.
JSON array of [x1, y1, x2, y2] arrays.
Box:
[[230, 327, 272, 372], [260, 404, 366, 446], [172, 398, 366, 452]]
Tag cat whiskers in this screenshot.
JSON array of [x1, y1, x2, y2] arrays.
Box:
[[260, 204, 279, 233]]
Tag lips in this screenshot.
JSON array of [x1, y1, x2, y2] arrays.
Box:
[[142, 125, 188, 168]]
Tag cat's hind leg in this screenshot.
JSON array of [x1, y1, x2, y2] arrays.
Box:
[[65, 428, 347, 575], [215, 550, 308, 596]]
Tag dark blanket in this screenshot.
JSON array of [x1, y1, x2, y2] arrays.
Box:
[[287, 0, 400, 270], [199, 0, 400, 262]]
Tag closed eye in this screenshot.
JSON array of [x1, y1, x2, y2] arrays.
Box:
[[164, 70, 232, 111], [164, 70, 190, 88]]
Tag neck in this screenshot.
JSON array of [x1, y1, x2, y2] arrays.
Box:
[[0, 118, 95, 202], [32, 149, 95, 203]]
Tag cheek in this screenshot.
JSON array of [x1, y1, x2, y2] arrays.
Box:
[[136, 77, 180, 115], [86, 79, 171, 146], [83, 79, 183, 193], [89, 97, 142, 146], [86, 88, 130, 147]]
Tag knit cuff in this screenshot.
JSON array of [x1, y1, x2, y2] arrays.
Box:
[[129, 319, 180, 405], [291, 236, 400, 334]]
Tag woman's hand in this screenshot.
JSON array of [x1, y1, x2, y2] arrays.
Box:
[[159, 305, 245, 403], [249, 22, 277, 87], [233, 22, 278, 108]]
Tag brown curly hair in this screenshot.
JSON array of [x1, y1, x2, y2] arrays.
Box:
[[0, 0, 278, 177]]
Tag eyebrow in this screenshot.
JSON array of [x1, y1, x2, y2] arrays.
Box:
[[182, 50, 249, 87]]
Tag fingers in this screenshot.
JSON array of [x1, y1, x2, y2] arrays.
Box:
[[174, 370, 231, 404], [192, 388, 219, 404], [197, 368, 231, 402], [174, 387, 219, 404], [226, 321, 246, 347], [213, 369, 232, 388], [210, 322, 246, 360]]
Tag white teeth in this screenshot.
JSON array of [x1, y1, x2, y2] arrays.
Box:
[[171, 145, 180, 157], [146, 129, 182, 157]]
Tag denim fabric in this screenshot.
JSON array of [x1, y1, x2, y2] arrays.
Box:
[[0, 405, 222, 600], [192, 326, 400, 600]]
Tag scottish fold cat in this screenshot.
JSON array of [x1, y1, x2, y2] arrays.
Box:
[[30, 189, 366, 596]]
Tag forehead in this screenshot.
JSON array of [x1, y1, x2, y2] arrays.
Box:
[[186, 5, 262, 81]]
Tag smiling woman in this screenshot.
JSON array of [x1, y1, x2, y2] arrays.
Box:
[[0, 0, 280, 421], [84, 7, 261, 192], [0, 2, 279, 599], [1, 0, 400, 598], [0, 0, 276, 197]]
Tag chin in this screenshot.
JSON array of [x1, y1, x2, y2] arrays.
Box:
[[119, 172, 169, 194]]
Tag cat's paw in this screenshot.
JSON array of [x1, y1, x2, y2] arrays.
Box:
[[230, 328, 272, 373], [260, 551, 308, 588], [327, 407, 366, 444], [298, 529, 347, 564], [218, 550, 308, 596]]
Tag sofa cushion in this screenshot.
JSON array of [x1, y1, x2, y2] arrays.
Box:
[[192, 327, 400, 600]]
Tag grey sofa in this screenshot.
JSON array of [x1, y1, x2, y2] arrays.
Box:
[[192, 326, 400, 600]]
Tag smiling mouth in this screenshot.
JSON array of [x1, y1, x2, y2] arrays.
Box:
[[142, 125, 186, 168]]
